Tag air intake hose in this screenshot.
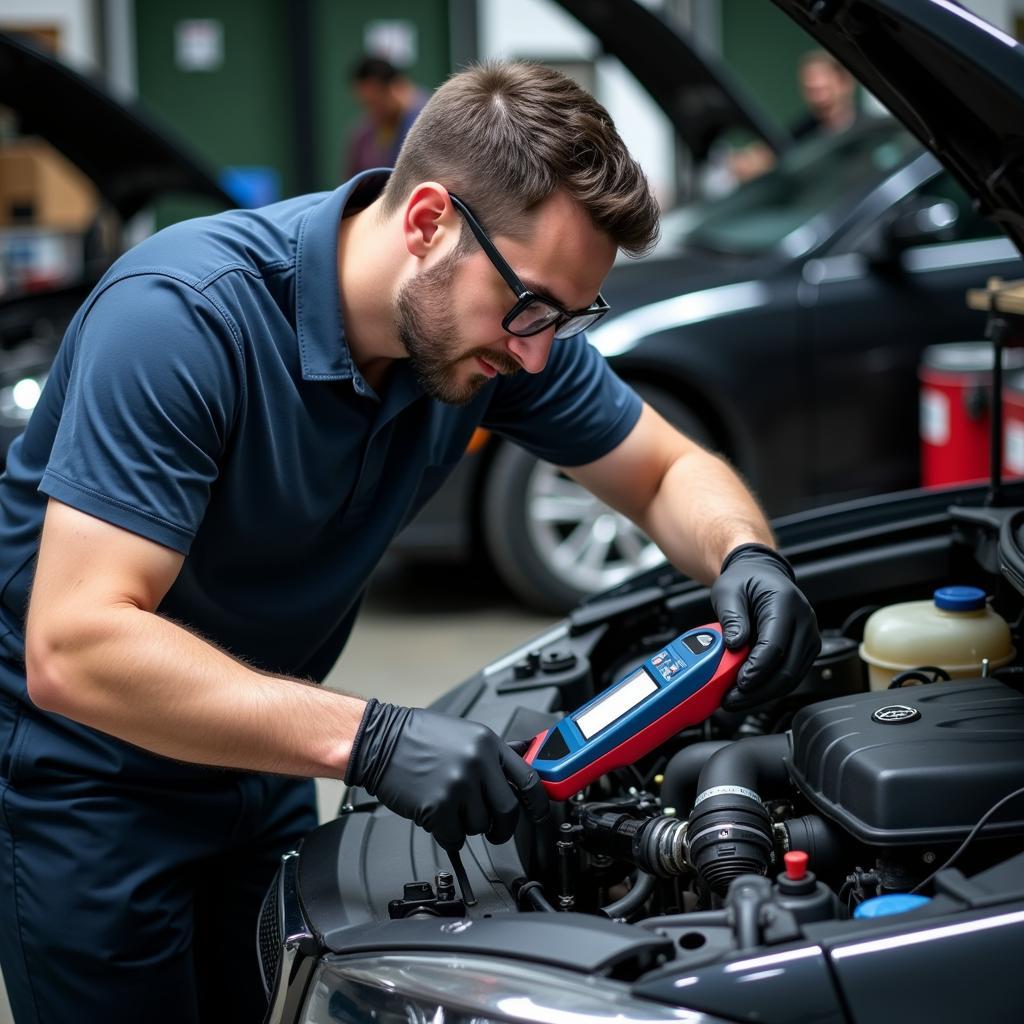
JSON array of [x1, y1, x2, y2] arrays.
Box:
[[579, 806, 688, 877], [661, 740, 731, 816], [685, 734, 790, 897]]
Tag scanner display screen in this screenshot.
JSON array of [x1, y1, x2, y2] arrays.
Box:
[[574, 669, 658, 740]]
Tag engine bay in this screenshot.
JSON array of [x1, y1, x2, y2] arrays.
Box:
[[264, 492, 1024, 1020]]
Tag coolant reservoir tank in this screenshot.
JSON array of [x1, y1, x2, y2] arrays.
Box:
[[859, 586, 1014, 691]]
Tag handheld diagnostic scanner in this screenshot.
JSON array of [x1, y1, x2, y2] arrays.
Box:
[[524, 624, 746, 800]]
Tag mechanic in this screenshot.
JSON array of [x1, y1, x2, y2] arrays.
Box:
[[0, 62, 820, 1023]]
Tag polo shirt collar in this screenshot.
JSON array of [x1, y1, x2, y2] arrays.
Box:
[[295, 169, 391, 382]]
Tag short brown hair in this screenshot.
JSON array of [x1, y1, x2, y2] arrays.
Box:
[[381, 61, 659, 257]]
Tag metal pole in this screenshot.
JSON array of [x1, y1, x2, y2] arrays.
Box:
[[286, 0, 317, 195], [986, 314, 1008, 507]]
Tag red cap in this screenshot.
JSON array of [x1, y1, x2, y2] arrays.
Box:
[[784, 850, 809, 880]]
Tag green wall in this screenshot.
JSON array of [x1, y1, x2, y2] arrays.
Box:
[[313, 0, 451, 190], [719, 0, 819, 132], [135, 0, 295, 212], [134, 0, 451, 219]]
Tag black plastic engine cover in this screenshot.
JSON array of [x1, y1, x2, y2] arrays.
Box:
[[787, 680, 1024, 845], [295, 803, 673, 977]]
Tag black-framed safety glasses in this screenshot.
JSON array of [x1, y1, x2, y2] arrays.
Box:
[[448, 192, 610, 341]]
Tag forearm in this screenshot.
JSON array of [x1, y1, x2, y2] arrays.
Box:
[[26, 605, 365, 778], [639, 448, 773, 584]]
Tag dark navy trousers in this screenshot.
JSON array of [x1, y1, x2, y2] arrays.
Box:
[[0, 692, 318, 1023]]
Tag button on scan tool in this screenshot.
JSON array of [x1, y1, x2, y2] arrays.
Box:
[[525, 624, 747, 800]]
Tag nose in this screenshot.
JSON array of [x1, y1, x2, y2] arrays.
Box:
[[506, 329, 556, 374]]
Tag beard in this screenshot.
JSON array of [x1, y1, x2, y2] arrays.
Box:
[[395, 251, 519, 405]]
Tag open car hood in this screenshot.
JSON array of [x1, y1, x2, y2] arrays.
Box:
[[0, 32, 233, 220], [552, 0, 790, 159], [771, 0, 1024, 256]]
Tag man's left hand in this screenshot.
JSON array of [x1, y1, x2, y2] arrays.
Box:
[[710, 543, 821, 712]]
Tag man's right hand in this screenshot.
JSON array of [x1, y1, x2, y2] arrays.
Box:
[[344, 698, 549, 850]]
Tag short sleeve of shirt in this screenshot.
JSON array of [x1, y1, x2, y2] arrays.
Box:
[[40, 273, 241, 553], [482, 336, 642, 466]]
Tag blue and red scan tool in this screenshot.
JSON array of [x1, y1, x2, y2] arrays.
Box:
[[524, 624, 746, 800]]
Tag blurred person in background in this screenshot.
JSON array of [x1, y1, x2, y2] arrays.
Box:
[[789, 49, 861, 139], [344, 55, 429, 176], [728, 48, 863, 184]]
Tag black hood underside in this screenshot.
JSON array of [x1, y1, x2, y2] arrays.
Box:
[[0, 31, 232, 220]]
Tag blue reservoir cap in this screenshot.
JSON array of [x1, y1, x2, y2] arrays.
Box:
[[854, 894, 931, 919], [933, 586, 986, 612]]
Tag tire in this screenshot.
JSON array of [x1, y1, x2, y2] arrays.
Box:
[[482, 386, 715, 614]]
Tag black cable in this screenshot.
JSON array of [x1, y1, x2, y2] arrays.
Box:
[[517, 880, 557, 913], [839, 606, 881, 640], [601, 870, 656, 920], [1008, 606, 1024, 635], [888, 665, 951, 689], [839, 866, 880, 914], [911, 784, 1024, 894]]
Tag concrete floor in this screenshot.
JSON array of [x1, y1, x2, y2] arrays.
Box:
[[0, 556, 554, 1023]]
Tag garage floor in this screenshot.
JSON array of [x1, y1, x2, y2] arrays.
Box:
[[0, 555, 554, 1023]]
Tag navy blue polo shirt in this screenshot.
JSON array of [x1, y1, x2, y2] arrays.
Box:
[[0, 171, 641, 699]]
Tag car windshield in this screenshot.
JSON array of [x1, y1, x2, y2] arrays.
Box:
[[664, 118, 922, 257]]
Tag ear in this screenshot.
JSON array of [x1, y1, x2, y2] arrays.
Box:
[[403, 182, 458, 258]]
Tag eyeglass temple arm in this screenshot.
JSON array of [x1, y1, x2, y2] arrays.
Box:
[[447, 193, 530, 300]]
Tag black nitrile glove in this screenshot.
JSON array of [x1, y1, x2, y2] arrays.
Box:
[[345, 699, 550, 851], [710, 543, 821, 712]]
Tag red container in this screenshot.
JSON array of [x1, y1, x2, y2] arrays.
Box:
[[1004, 370, 1024, 479], [919, 342, 1024, 488]]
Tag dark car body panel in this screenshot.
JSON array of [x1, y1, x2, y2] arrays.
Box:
[[633, 941, 846, 1024], [826, 899, 1024, 1022], [631, 890, 1024, 1024]]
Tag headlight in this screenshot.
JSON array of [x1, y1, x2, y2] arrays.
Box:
[[301, 953, 725, 1023]]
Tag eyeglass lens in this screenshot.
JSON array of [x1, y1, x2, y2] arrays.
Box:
[[507, 300, 604, 340], [506, 299, 562, 336], [553, 311, 604, 340]]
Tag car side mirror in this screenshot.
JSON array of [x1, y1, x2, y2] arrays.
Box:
[[884, 197, 960, 253]]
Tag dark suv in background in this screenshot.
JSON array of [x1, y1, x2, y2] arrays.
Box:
[[393, 1, 1023, 612]]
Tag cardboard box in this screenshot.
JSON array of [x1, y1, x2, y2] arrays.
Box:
[[0, 138, 98, 230]]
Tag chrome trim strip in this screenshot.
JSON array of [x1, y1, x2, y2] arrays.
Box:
[[902, 236, 1017, 273], [263, 852, 316, 1024]]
